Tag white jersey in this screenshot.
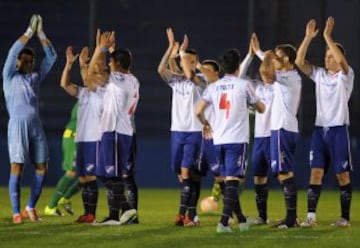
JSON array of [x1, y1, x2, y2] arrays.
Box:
[[100, 72, 139, 136], [164, 73, 206, 132], [310, 66, 354, 127], [270, 70, 302, 133], [254, 81, 274, 137], [76, 86, 105, 142], [202, 75, 259, 145]]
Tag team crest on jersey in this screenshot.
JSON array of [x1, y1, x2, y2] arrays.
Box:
[[105, 165, 115, 174], [86, 163, 95, 173]]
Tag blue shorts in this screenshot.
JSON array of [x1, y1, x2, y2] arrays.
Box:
[[215, 143, 248, 178], [252, 137, 271, 177], [7, 117, 48, 164], [170, 131, 202, 174], [97, 131, 132, 178], [197, 138, 221, 177], [270, 129, 298, 174], [310, 126, 353, 174], [123, 134, 137, 176], [76, 141, 99, 176]]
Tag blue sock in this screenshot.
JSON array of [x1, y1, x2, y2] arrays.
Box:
[[9, 174, 21, 214], [27, 173, 45, 208]]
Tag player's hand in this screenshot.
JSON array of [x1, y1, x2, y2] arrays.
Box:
[[306, 19, 319, 39], [109, 31, 116, 53], [250, 33, 261, 53], [24, 14, 38, 38], [248, 33, 256, 56], [99, 31, 115, 49], [166, 27, 175, 47], [323, 16, 334, 39], [169, 41, 179, 59], [66, 46, 79, 65], [179, 34, 189, 53], [203, 123, 213, 140], [79, 46, 89, 67]]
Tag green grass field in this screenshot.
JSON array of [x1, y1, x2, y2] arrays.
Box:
[[0, 187, 359, 248]]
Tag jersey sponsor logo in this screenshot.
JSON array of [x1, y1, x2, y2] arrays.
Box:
[[105, 165, 115, 174]]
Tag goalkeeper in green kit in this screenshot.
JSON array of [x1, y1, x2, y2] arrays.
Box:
[[44, 103, 80, 216]]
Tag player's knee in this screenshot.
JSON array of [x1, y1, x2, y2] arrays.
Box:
[[10, 164, 23, 175], [66, 170, 77, 178], [310, 168, 324, 184], [336, 172, 350, 185]]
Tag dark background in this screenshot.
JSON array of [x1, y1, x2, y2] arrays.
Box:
[[0, 0, 359, 188]]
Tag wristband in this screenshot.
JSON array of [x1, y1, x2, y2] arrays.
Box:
[[100, 47, 109, 52]]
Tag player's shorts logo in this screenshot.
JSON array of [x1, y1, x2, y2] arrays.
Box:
[[271, 160, 277, 170], [342, 161, 349, 170], [309, 150, 314, 162], [86, 163, 95, 173], [105, 165, 115, 174]]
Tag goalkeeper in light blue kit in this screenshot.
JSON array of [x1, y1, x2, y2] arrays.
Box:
[[2, 14, 57, 224]]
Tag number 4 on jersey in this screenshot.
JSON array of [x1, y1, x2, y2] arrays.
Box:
[[219, 93, 230, 118]]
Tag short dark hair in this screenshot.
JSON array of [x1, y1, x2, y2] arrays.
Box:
[[110, 49, 132, 70], [185, 49, 197, 55], [275, 44, 296, 65], [326, 42, 346, 55], [17, 47, 35, 60], [202, 59, 220, 72], [220, 49, 240, 74]]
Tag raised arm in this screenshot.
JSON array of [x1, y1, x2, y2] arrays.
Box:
[[36, 15, 57, 82], [79, 46, 90, 84], [295, 19, 318, 76], [239, 33, 255, 78], [251, 33, 265, 61], [157, 27, 175, 81], [323, 17, 349, 74], [169, 41, 181, 73], [3, 14, 37, 82], [88, 30, 114, 83], [60, 46, 80, 97]]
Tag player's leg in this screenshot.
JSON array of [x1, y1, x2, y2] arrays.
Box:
[[302, 127, 326, 227], [122, 134, 139, 224], [7, 118, 28, 223], [9, 164, 23, 224], [252, 137, 270, 224], [24, 122, 48, 222], [45, 135, 78, 216], [271, 130, 298, 228], [171, 132, 187, 225], [331, 126, 352, 227], [183, 132, 202, 226]]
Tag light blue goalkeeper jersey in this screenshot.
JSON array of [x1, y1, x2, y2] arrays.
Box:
[[2, 40, 57, 119]]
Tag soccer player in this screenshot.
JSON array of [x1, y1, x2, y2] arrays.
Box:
[[61, 45, 104, 223], [252, 34, 302, 229], [236, 34, 274, 225], [195, 49, 265, 233], [3, 14, 57, 224], [158, 28, 207, 227], [88, 31, 139, 225], [296, 17, 354, 227], [109, 43, 140, 224], [44, 102, 79, 216]]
